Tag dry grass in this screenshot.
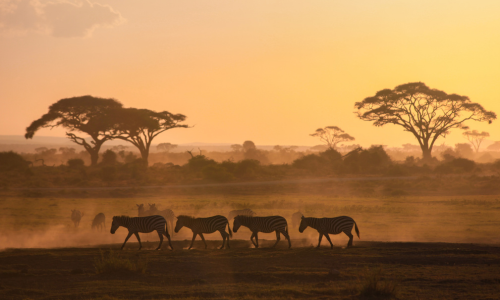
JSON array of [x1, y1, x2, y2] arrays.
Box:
[[358, 267, 399, 298], [94, 249, 148, 274]]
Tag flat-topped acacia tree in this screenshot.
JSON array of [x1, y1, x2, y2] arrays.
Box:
[[355, 82, 496, 161], [109, 108, 188, 166], [25, 96, 122, 166]]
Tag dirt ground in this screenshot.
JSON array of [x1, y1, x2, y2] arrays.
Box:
[[1, 240, 500, 300]]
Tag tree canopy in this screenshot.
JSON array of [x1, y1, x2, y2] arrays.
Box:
[[462, 130, 489, 153], [25, 96, 122, 166], [310, 126, 355, 150], [355, 82, 496, 160], [109, 108, 188, 165]]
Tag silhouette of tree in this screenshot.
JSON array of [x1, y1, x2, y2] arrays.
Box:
[[231, 144, 243, 152], [109, 108, 188, 166], [356, 82, 496, 161], [25, 96, 122, 166], [463, 130, 489, 153], [242, 140, 256, 151], [157, 143, 178, 152], [310, 126, 355, 150]]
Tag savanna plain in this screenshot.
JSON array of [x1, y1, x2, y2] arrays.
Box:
[[1, 179, 500, 300]]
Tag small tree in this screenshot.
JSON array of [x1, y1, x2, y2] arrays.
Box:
[[109, 108, 188, 166], [356, 82, 496, 161], [157, 143, 178, 152], [463, 130, 489, 153], [25, 96, 122, 166], [310, 126, 355, 150]]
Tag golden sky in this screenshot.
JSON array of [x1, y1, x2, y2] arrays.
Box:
[[1, 0, 500, 147]]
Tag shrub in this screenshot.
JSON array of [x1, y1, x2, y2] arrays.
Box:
[[188, 155, 217, 172], [67, 158, 84, 168], [435, 158, 475, 173], [100, 166, 117, 181], [101, 150, 118, 165], [358, 268, 399, 298], [0, 151, 29, 171], [94, 249, 148, 274], [233, 159, 261, 179], [202, 164, 234, 182]]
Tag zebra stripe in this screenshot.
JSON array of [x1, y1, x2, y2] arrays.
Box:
[[175, 215, 232, 249], [233, 216, 291, 248], [228, 209, 256, 220], [110, 215, 173, 250], [298, 216, 360, 248]]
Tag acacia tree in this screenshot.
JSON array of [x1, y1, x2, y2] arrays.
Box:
[[310, 126, 355, 150], [157, 143, 178, 152], [355, 82, 496, 161], [109, 108, 188, 165], [25, 96, 122, 166], [463, 130, 489, 153]]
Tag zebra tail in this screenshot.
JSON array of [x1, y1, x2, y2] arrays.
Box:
[[164, 222, 171, 237], [227, 222, 233, 238], [354, 222, 360, 239]]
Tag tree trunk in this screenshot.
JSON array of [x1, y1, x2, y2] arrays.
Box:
[[140, 148, 149, 167], [421, 147, 432, 162], [89, 150, 99, 166]]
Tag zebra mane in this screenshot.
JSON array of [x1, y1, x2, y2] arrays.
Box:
[[235, 215, 254, 220], [176, 215, 195, 220], [113, 215, 130, 221]]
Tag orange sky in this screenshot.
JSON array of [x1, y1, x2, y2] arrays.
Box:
[[1, 0, 500, 147]]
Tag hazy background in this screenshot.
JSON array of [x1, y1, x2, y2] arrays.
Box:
[[1, 0, 500, 147]]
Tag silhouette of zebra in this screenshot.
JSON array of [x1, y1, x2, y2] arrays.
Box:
[[92, 213, 105, 231], [71, 210, 84, 228], [148, 203, 176, 236], [174, 215, 232, 249], [233, 216, 291, 248], [110, 215, 173, 250], [136, 204, 155, 217], [299, 216, 360, 248], [228, 209, 256, 220], [291, 211, 303, 228]]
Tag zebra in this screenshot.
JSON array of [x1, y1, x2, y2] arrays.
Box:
[[228, 209, 256, 220], [291, 211, 303, 228], [174, 215, 232, 249], [137, 204, 155, 217], [298, 216, 360, 248], [148, 203, 176, 236], [233, 216, 291, 248], [110, 215, 173, 250], [92, 213, 105, 231], [71, 210, 84, 228]]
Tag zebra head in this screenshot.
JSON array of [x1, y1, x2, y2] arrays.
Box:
[[110, 216, 123, 234], [136, 204, 144, 213], [175, 215, 191, 233], [298, 216, 308, 233], [232, 216, 242, 233]]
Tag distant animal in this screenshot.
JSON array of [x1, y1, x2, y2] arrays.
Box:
[[136, 204, 153, 217], [233, 215, 291, 248], [91, 213, 106, 231], [291, 211, 303, 228], [228, 209, 256, 220], [110, 215, 173, 250], [147, 203, 176, 236], [71, 210, 84, 228], [175, 215, 232, 249], [298, 216, 360, 248]]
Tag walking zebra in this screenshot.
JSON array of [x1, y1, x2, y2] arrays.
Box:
[[71, 210, 84, 228], [92, 213, 105, 231], [148, 203, 176, 236], [228, 209, 256, 220], [298, 216, 360, 248], [233, 216, 291, 248], [174, 215, 232, 249], [110, 215, 173, 250], [291, 211, 303, 228]]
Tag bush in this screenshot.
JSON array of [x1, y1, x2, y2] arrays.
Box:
[[101, 150, 118, 165], [358, 268, 399, 298], [202, 164, 234, 182], [435, 158, 475, 173], [0, 151, 29, 171], [100, 166, 117, 181], [188, 155, 217, 172], [67, 158, 84, 168], [94, 249, 148, 274]]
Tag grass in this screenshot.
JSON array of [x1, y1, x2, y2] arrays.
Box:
[[94, 249, 148, 274], [358, 267, 399, 298]]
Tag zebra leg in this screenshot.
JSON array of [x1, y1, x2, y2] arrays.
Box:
[[188, 233, 197, 249], [317, 233, 324, 248], [199, 233, 208, 249], [272, 230, 281, 248], [282, 230, 291, 249], [156, 231, 163, 250], [249, 233, 258, 248], [254, 232, 259, 248], [134, 232, 142, 250], [218, 229, 226, 249], [324, 233, 334, 249], [345, 231, 354, 247], [121, 232, 133, 250], [163, 231, 173, 250]]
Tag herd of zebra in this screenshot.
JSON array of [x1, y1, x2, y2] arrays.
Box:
[[71, 206, 360, 250]]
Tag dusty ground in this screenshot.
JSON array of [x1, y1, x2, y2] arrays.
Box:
[[1, 240, 500, 300]]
